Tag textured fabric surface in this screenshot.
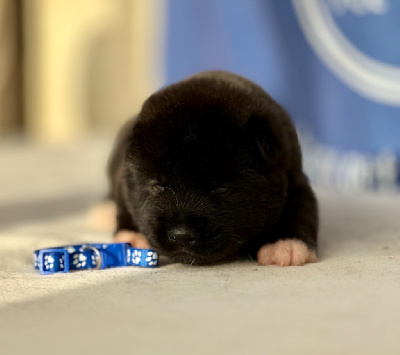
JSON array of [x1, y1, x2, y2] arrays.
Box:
[[1, 140, 400, 355]]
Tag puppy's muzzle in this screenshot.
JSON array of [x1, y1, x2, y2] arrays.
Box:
[[167, 225, 197, 245]]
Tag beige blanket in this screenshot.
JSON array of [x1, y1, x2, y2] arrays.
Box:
[[1, 140, 399, 355]]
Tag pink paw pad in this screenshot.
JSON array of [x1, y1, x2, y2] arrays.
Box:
[[257, 239, 317, 266], [113, 230, 151, 249]]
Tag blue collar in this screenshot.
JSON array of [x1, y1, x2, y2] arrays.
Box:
[[34, 243, 159, 275]]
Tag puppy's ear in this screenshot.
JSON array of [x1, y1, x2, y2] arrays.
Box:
[[246, 115, 285, 167]]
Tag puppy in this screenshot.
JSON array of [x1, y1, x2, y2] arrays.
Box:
[[106, 71, 318, 266]]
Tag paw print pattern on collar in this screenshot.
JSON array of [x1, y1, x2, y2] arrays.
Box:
[[34, 243, 159, 274]]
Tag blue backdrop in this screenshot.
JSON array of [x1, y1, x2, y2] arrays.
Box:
[[165, 0, 400, 190]]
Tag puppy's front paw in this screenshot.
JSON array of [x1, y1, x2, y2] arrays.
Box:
[[257, 239, 317, 266], [114, 230, 151, 249], [88, 200, 116, 232]]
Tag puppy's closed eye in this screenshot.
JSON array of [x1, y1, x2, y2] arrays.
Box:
[[146, 181, 165, 195], [211, 187, 229, 196]]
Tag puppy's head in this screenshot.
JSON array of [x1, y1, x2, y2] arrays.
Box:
[[124, 76, 289, 264]]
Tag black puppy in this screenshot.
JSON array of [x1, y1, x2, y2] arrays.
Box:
[[107, 71, 318, 266]]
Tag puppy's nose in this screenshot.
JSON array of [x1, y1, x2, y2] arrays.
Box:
[[167, 226, 197, 244]]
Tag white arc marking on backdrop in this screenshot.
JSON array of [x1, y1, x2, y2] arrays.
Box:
[[292, 0, 400, 107]]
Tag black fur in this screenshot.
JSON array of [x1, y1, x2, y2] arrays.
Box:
[[108, 71, 318, 265]]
